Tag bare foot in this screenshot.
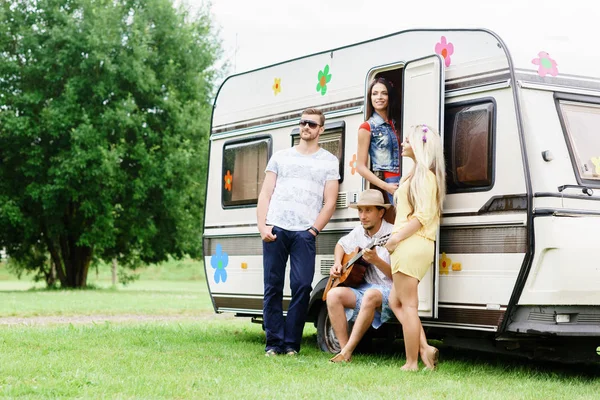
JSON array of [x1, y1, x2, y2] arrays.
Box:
[[420, 346, 439, 370], [400, 363, 419, 371], [329, 352, 352, 363]]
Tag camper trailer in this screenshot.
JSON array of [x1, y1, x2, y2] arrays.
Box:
[[203, 28, 600, 362]]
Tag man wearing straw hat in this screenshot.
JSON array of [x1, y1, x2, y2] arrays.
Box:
[[327, 189, 394, 363]]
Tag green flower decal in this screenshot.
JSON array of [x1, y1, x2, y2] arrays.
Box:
[[316, 65, 332, 95]]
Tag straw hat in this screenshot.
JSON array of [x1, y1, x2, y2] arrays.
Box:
[[349, 189, 391, 209]]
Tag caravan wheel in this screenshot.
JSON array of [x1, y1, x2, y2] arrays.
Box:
[[316, 303, 342, 353]]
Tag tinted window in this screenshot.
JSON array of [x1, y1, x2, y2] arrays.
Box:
[[444, 102, 495, 192], [222, 137, 271, 207], [558, 100, 600, 183], [292, 124, 345, 182]]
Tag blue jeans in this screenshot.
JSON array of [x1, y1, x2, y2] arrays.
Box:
[[384, 174, 400, 205], [263, 226, 316, 353]]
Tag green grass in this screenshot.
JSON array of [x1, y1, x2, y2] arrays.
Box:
[[0, 257, 207, 284], [89, 257, 208, 282], [1, 260, 599, 398], [1, 321, 599, 399], [0, 261, 15, 281], [0, 259, 212, 317], [0, 282, 211, 317]]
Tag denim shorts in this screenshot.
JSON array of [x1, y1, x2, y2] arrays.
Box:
[[344, 282, 393, 329], [384, 174, 400, 205], [374, 171, 400, 205]]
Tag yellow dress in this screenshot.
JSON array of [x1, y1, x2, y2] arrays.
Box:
[[390, 171, 439, 281]]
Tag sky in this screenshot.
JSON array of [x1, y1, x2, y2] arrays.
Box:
[[181, 0, 595, 75]]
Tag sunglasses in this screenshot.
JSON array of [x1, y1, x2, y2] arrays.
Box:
[[299, 119, 321, 129]]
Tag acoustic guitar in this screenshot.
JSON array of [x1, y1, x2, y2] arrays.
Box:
[[321, 233, 391, 301]]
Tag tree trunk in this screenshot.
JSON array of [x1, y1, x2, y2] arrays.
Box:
[[42, 220, 93, 288], [112, 258, 117, 286], [46, 237, 93, 288], [45, 238, 67, 288], [69, 245, 92, 288], [44, 260, 57, 287]]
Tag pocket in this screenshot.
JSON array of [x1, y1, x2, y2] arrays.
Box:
[[371, 128, 390, 150], [301, 229, 317, 245]]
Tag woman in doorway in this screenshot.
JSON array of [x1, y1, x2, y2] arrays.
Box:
[[385, 124, 446, 371], [356, 77, 401, 204]]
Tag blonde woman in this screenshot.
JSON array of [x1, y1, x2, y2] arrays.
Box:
[[384, 124, 446, 371]]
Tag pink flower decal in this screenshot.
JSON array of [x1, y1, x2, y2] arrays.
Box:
[[532, 51, 558, 77], [435, 36, 454, 67]]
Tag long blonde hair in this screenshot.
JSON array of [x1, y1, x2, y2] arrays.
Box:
[[405, 124, 446, 218]]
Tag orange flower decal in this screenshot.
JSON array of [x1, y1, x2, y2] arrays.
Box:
[[349, 153, 357, 175], [224, 170, 233, 191], [272, 78, 281, 95]]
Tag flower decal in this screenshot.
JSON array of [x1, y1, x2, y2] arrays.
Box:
[[211, 244, 229, 284], [348, 153, 357, 175], [451, 262, 462, 272], [435, 36, 454, 67], [591, 157, 600, 175], [224, 170, 232, 192], [316, 65, 332, 95], [532, 51, 558, 77], [439, 252, 451, 275], [272, 78, 281, 95]]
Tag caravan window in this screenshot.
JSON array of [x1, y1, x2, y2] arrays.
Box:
[[222, 136, 272, 207], [444, 101, 495, 192], [557, 100, 600, 183], [292, 121, 345, 182]]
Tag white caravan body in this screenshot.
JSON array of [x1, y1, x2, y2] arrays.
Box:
[[203, 28, 600, 362]]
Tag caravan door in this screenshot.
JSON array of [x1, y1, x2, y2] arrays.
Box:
[[401, 54, 444, 318]]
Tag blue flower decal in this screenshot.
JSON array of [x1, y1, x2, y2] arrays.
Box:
[[211, 244, 229, 283]]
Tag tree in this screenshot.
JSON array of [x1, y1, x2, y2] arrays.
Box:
[[0, 0, 221, 287]]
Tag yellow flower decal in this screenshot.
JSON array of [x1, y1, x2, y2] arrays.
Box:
[[272, 78, 281, 96], [452, 262, 462, 272], [591, 157, 600, 175], [439, 253, 451, 275]]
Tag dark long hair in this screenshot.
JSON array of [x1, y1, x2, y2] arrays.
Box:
[[365, 77, 398, 122]]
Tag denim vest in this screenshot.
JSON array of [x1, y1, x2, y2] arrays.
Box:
[[368, 113, 400, 172]]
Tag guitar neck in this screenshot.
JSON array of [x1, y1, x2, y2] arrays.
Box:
[[344, 234, 390, 267]]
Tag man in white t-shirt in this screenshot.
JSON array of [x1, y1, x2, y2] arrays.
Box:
[[257, 108, 340, 356], [326, 189, 394, 363]]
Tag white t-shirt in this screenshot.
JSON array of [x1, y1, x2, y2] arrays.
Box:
[[265, 146, 339, 231], [337, 220, 394, 286]]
